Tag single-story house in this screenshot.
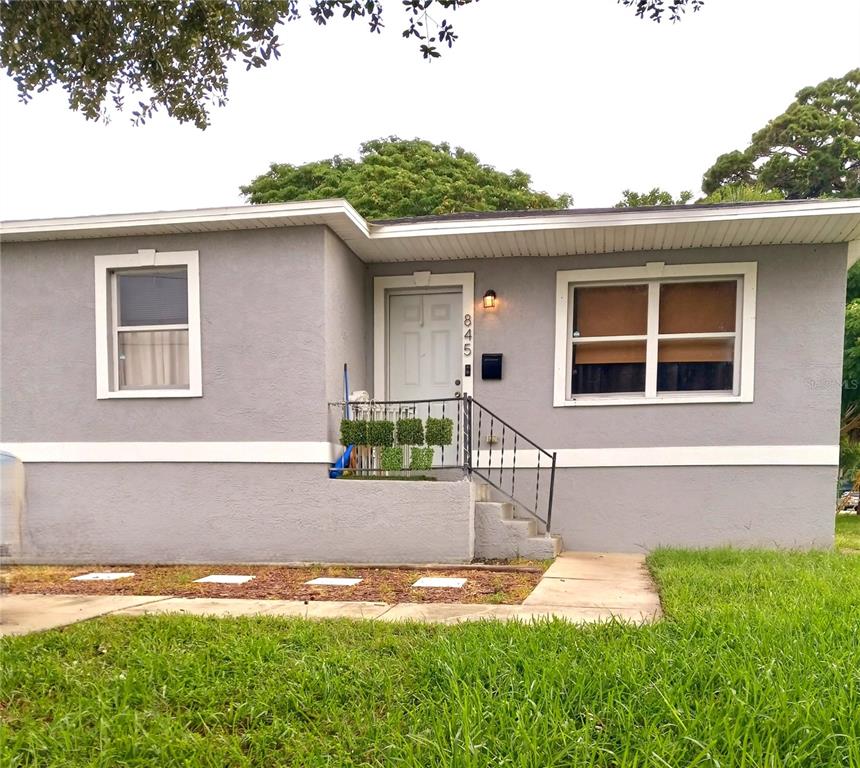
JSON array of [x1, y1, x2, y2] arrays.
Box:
[[1, 198, 858, 564]]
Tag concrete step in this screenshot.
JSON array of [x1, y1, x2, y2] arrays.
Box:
[[474, 501, 563, 560], [519, 534, 563, 560], [475, 484, 548, 534], [475, 500, 513, 520]]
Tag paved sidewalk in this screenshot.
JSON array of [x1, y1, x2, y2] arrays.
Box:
[[523, 551, 663, 616], [1, 552, 661, 636]]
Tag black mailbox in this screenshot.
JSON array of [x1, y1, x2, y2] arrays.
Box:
[[481, 353, 503, 380]]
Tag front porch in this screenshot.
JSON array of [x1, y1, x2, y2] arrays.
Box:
[[329, 395, 563, 562]]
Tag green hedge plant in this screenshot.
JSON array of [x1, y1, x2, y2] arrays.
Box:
[[380, 446, 404, 472], [425, 417, 454, 447], [396, 418, 424, 446], [366, 420, 395, 447], [340, 419, 367, 446], [409, 446, 434, 471]]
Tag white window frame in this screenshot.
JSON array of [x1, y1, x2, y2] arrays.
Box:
[[94, 249, 202, 399], [553, 261, 756, 407]]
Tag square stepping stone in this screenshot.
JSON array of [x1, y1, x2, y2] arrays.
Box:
[[70, 572, 135, 581], [193, 574, 255, 584], [305, 577, 363, 586], [411, 577, 467, 589]]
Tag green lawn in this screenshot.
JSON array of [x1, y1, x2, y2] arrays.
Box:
[[836, 513, 860, 550], [3, 548, 859, 767]]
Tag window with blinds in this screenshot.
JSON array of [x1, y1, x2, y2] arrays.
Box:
[[569, 277, 741, 399], [112, 267, 190, 390]]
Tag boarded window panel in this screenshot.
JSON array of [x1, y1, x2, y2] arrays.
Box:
[[572, 341, 646, 394], [658, 339, 734, 392], [573, 284, 648, 337], [659, 280, 736, 334], [118, 269, 188, 326], [573, 341, 647, 364], [658, 338, 734, 363]]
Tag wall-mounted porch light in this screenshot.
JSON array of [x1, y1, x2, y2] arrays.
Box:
[[482, 289, 497, 309]]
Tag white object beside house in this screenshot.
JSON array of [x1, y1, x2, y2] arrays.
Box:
[[412, 577, 467, 589], [71, 572, 135, 581], [305, 577, 363, 586]]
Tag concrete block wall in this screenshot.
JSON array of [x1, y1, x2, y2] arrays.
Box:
[[3, 465, 476, 565]]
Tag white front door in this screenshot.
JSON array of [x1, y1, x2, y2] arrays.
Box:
[[387, 291, 462, 401]]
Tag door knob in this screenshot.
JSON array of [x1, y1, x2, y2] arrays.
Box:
[[454, 379, 461, 386]]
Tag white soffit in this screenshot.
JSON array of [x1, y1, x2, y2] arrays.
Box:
[[3, 198, 860, 264]]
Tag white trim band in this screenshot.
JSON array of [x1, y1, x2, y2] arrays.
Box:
[[1, 442, 338, 464], [0, 442, 837, 466], [472, 444, 838, 468]]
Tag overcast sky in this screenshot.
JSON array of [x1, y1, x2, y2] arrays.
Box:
[[1, 0, 858, 221]]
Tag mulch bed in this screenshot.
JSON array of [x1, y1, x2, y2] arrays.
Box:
[[5, 564, 543, 605]]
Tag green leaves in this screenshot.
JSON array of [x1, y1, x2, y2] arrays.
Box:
[[340, 418, 367, 446], [1, 1, 705, 128], [0, 0, 285, 129], [698, 183, 784, 204], [366, 420, 395, 447], [843, 298, 860, 414], [409, 446, 435, 471], [702, 68, 860, 199], [615, 188, 693, 207], [242, 137, 573, 219], [425, 417, 454, 447], [379, 445, 404, 472], [396, 417, 424, 446]]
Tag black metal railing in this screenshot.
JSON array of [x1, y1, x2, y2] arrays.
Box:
[[463, 395, 557, 535], [329, 397, 467, 474], [330, 395, 558, 533]]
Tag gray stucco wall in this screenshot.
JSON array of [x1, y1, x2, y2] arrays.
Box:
[[11, 464, 474, 564], [480, 465, 836, 551], [367, 243, 845, 552], [1, 230, 847, 559], [323, 228, 369, 440], [369, 243, 848, 449], [1, 227, 333, 442]]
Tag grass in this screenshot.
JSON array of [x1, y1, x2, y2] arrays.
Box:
[[836, 513, 860, 551], [3, 548, 859, 766]]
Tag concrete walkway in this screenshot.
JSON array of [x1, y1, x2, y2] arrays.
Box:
[[0, 552, 661, 636]]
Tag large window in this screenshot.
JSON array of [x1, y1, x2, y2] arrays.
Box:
[[95, 250, 201, 399], [554, 262, 756, 406]]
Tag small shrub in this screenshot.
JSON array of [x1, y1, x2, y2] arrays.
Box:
[[366, 420, 395, 447], [425, 417, 454, 447], [396, 418, 424, 446], [380, 446, 404, 472], [340, 419, 367, 446], [410, 446, 434, 471]]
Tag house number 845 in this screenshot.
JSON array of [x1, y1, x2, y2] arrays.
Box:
[[463, 313, 472, 356]]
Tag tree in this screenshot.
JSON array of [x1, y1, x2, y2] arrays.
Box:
[[698, 183, 784, 205], [240, 137, 572, 219], [844, 298, 860, 417], [0, 0, 704, 129], [615, 188, 692, 207], [702, 69, 860, 199]]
